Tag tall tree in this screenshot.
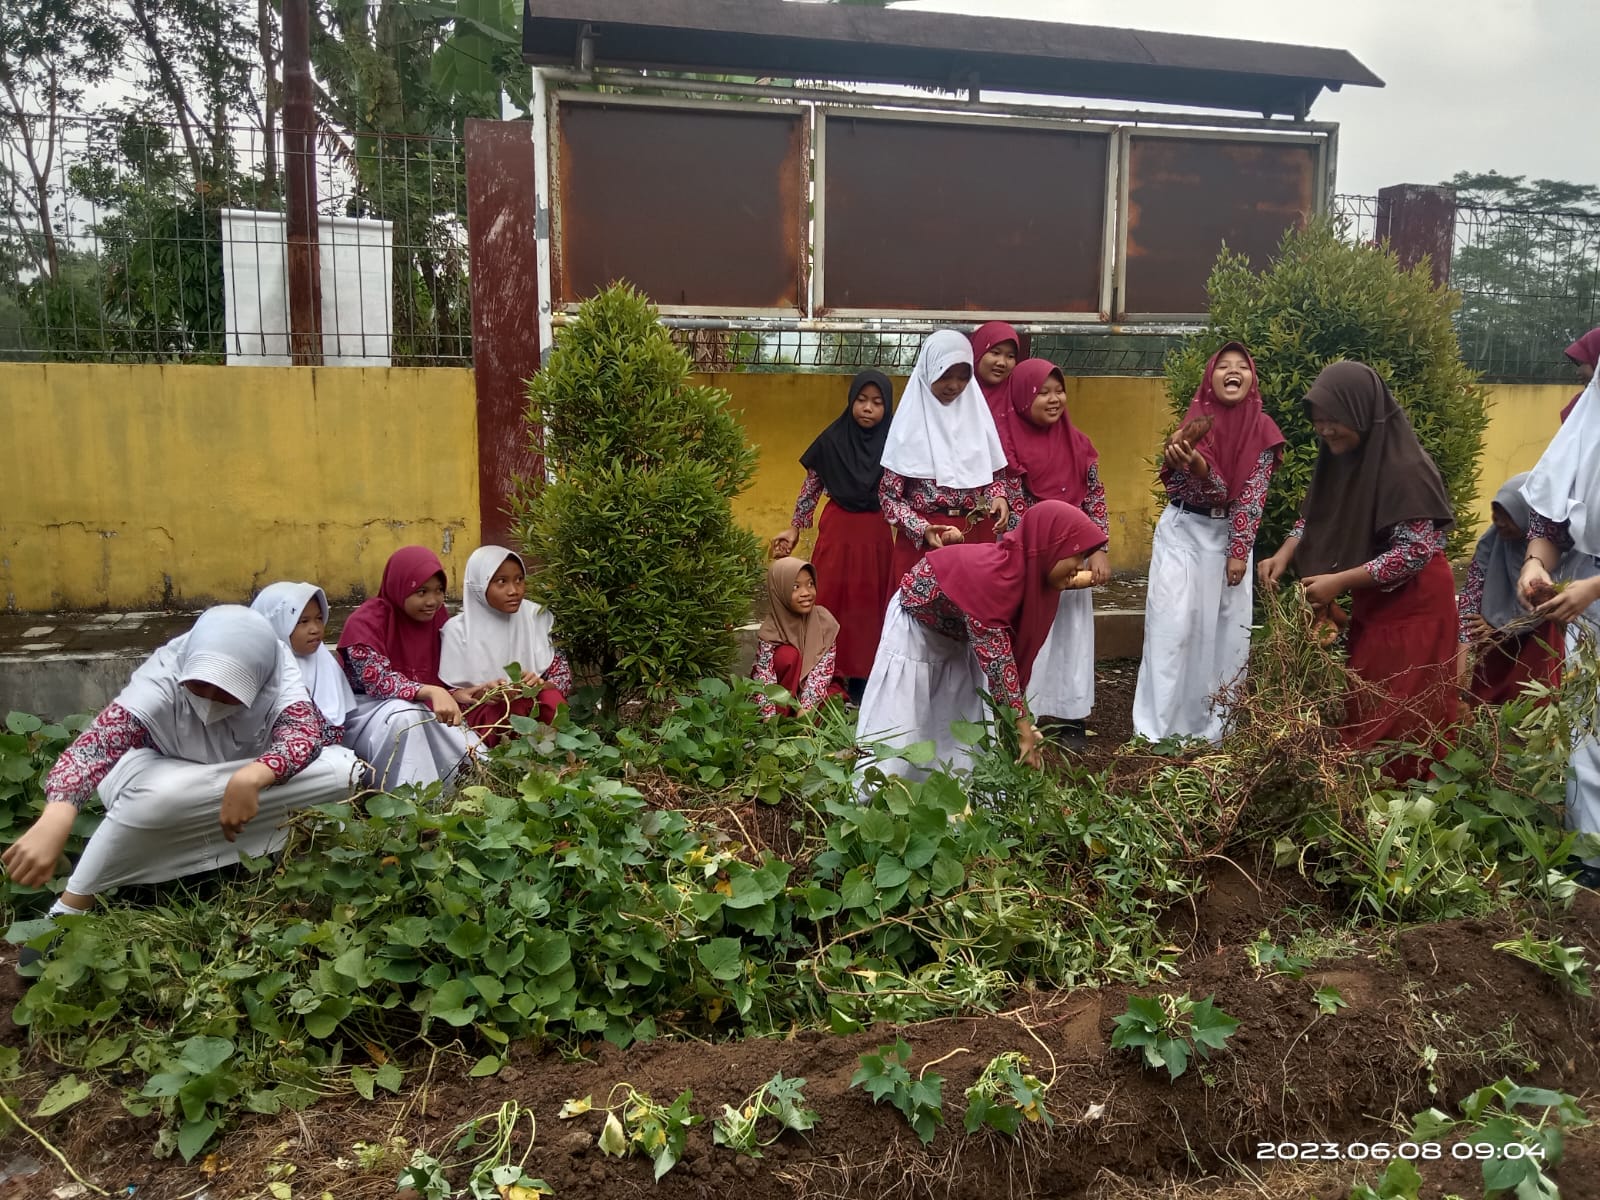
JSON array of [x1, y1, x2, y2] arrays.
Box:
[[0, 0, 119, 279]]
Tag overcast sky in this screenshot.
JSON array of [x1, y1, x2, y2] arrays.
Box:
[[879, 0, 1600, 197]]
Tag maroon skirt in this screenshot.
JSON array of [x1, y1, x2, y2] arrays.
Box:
[[811, 503, 895, 679], [1469, 621, 1564, 706], [886, 515, 1000, 609], [1344, 553, 1461, 781], [464, 687, 564, 749]]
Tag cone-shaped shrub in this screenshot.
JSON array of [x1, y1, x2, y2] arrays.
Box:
[[511, 284, 764, 707]]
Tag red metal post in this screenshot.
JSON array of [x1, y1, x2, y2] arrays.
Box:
[[1376, 184, 1456, 288], [282, 0, 323, 364], [465, 118, 543, 546]]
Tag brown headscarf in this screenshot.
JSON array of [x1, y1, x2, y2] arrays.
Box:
[[1295, 361, 1454, 577], [757, 557, 840, 680]]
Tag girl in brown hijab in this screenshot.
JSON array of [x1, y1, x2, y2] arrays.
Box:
[[750, 557, 846, 718], [1258, 361, 1459, 779]]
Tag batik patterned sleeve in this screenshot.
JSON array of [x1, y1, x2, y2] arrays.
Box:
[[322, 722, 345, 748], [544, 648, 573, 694], [1457, 558, 1486, 643], [790, 470, 825, 530], [965, 614, 1026, 716], [1160, 459, 1230, 507], [1527, 511, 1574, 552], [1364, 518, 1441, 586], [1225, 448, 1281, 562], [1290, 516, 1306, 539], [1082, 463, 1111, 541], [798, 645, 839, 712], [985, 474, 1008, 505], [43, 703, 152, 809], [878, 469, 929, 542], [1001, 470, 1029, 531], [256, 700, 326, 782], [750, 640, 780, 719], [341, 644, 421, 701]]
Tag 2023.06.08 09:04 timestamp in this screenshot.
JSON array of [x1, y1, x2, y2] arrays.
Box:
[[1256, 1142, 1546, 1161]]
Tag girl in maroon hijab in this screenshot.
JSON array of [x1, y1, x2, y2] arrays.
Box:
[[771, 370, 895, 698], [854, 501, 1106, 785], [338, 545, 477, 791], [1258, 362, 1459, 780], [1134, 342, 1284, 742], [970, 321, 1021, 405], [992, 358, 1110, 731], [1560, 327, 1600, 423]]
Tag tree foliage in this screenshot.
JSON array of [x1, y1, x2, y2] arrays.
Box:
[[1164, 220, 1489, 560], [511, 283, 765, 708]]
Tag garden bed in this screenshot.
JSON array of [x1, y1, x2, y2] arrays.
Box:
[[2, 874, 1597, 1199]]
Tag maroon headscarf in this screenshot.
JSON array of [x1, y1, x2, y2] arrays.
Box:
[[996, 358, 1098, 507], [1562, 327, 1600, 424], [927, 500, 1107, 690], [337, 545, 449, 687], [1178, 342, 1285, 502], [970, 321, 1021, 406]]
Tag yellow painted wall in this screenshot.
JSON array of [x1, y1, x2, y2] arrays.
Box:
[[0, 364, 480, 611], [0, 363, 1576, 612]]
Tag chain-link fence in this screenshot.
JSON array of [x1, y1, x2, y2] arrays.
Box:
[[1, 115, 471, 365], [5, 113, 1597, 381]]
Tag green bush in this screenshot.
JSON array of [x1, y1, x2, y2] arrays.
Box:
[[1163, 220, 1489, 559], [510, 283, 764, 707]]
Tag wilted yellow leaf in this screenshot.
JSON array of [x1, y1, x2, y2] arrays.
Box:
[[558, 1095, 593, 1119]]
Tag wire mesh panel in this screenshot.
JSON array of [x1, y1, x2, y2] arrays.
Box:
[[819, 112, 1110, 316], [0, 115, 472, 364], [553, 98, 807, 312], [1451, 202, 1600, 383]]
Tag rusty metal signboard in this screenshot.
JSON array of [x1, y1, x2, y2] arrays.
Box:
[[1117, 131, 1326, 319], [817, 110, 1113, 319], [553, 96, 807, 313]]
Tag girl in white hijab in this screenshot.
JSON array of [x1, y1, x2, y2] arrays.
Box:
[[877, 330, 1012, 596], [251, 581, 359, 742], [1, 607, 361, 927], [1518, 370, 1600, 885], [440, 546, 572, 746]]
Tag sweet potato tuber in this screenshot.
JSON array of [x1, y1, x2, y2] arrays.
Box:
[[1166, 413, 1214, 448], [1064, 569, 1095, 590], [1310, 600, 1349, 647], [1525, 578, 1561, 607]]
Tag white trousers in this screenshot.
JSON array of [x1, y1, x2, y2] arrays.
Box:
[[65, 745, 362, 895], [1132, 504, 1254, 743], [855, 600, 986, 785], [344, 696, 475, 793], [1026, 586, 1094, 720]]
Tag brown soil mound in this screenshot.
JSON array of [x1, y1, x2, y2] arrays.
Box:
[[4, 880, 1598, 1200]]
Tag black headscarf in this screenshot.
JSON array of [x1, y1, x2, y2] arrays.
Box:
[[798, 370, 896, 513], [1295, 361, 1455, 576]]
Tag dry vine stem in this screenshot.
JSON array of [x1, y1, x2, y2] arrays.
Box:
[[0, 1094, 111, 1196]]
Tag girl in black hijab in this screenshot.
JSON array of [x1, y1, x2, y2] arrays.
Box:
[[772, 371, 896, 698]]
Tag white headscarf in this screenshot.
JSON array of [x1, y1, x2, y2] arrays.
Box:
[[440, 546, 556, 686], [1523, 371, 1600, 557], [878, 329, 1009, 489], [116, 606, 311, 764], [251, 581, 357, 727]]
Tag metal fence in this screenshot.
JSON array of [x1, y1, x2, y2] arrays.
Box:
[[4, 113, 1597, 381], [0, 116, 471, 365]]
